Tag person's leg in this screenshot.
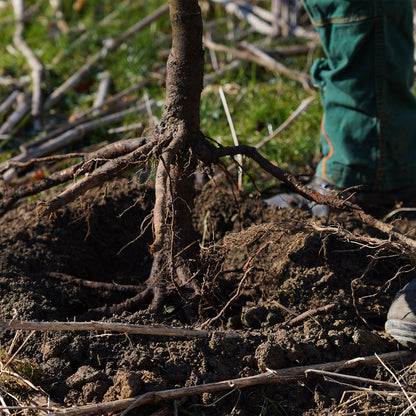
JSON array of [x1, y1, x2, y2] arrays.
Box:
[[303, 0, 416, 191], [266, 0, 416, 216], [293, 1, 416, 348]]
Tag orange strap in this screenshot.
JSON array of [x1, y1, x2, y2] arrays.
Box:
[[320, 115, 334, 182]]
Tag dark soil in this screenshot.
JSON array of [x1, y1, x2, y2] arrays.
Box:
[[1, 178, 415, 415]]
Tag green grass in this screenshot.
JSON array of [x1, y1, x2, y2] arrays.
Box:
[[0, 0, 322, 185]]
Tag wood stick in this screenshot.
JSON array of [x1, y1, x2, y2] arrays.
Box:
[[92, 71, 111, 116], [285, 303, 337, 326], [0, 92, 30, 137], [1, 100, 158, 181], [0, 90, 20, 119], [0, 75, 29, 87], [12, 0, 43, 128], [306, 369, 416, 392], [204, 38, 257, 64], [204, 39, 311, 89], [263, 44, 314, 57], [240, 41, 311, 89], [271, 0, 280, 37], [255, 95, 315, 148], [0, 319, 241, 340], [0, 138, 147, 215], [43, 3, 169, 110], [212, 0, 272, 35], [23, 96, 140, 151], [218, 86, 242, 188], [45, 351, 414, 416], [205, 143, 416, 254], [69, 80, 148, 123], [107, 122, 144, 134]]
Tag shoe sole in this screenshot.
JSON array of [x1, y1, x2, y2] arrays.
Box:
[[385, 320, 416, 348]]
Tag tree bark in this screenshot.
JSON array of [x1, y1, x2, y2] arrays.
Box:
[[149, 0, 204, 311]]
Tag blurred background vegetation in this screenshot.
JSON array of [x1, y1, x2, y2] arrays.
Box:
[[0, 0, 323, 192]]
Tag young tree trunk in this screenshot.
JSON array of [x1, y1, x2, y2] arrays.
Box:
[[149, 0, 204, 312]]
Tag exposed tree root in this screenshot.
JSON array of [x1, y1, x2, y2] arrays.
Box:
[[2, 0, 416, 325], [46, 272, 141, 293], [77, 288, 152, 321], [0, 138, 150, 215]]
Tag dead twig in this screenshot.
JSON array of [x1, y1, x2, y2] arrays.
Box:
[[1, 100, 158, 181], [0, 319, 241, 340], [255, 95, 315, 148], [285, 303, 337, 326], [22, 80, 148, 152], [0, 92, 30, 139], [212, 0, 273, 35], [43, 3, 169, 110], [0, 138, 148, 215], [375, 353, 416, 415], [92, 70, 111, 116], [204, 38, 311, 89], [306, 369, 416, 392], [200, 241, 271, 329], [0, 90, 20, 119], [45, 351, 414, 416], [240, 41, 311, 89]]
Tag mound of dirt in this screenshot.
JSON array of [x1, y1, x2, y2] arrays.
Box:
[[0, 178, 415, 415]]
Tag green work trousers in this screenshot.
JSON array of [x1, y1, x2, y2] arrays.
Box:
[[302, 0, 416, 191]]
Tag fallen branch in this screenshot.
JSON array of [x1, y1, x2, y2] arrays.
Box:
[[241, 41, 311, 89], [1, 100, 158, 181], [199, 142, 416, 254], [21, 80, 148, 152], [70, 80, 149, 123], [0, 319, 241, 339], [204, 38, 311, 89], [45, 351, 414, 416], [0, 138, 148, 215]]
